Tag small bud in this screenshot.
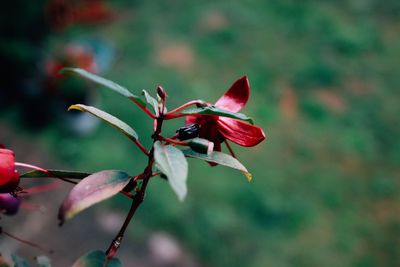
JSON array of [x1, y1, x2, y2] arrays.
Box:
[[0, 193, 21, 215], [176, 124, 200, 140], [189, 138, 214, 155], [157, 86, 167, 101]]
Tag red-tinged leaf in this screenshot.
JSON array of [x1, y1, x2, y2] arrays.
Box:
[[58, 170, 130, 224], [60, 68, 146, 107], [215, 76, 250, 113], [21, 170, 90, 179], [72, 250, 121, 267], [180, 105, 254, 124], [68, 104, 139, 141], [217, 117, 265, 147], [182, 149, 252, 181], [154, 141, 188, 201]]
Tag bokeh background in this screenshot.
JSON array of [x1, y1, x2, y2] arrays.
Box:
[[1, 0, 400, 266]]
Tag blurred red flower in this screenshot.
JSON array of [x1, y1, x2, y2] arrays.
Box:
[[185, 76, 266, 152], [0, 148, 20, 193], [45, 44, 98, 79], [46, 0, 113, 31]]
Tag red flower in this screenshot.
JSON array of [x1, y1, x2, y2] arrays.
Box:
[[0, 149, 20, 193], [185, 76, 265, 152]]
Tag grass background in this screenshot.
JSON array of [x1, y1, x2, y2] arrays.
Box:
[[1, 0, 400, 266]]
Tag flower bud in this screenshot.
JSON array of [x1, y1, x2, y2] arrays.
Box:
[[157, 86, 167, 101], [0, 149, 20, 193], [0, 193, 21, 215], [176, 124, 200, 140], [189, 138, 214, 155]]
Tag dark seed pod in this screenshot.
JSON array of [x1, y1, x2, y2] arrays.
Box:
[[176, 124, 200, 140]]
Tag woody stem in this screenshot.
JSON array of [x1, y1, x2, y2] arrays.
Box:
[[105, 116, 164, 259]]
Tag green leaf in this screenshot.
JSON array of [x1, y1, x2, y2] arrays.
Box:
[[58, 170, 131, 224], [61, 68, 146, 107], [180, 105, 254, 124], [142, 89, 159, 116], [183, 149, 252, 181], [11, 254, 30, 267], [154, 141, 188, 201], [69, 104, 139, 141], [36, 256, 51, 267], [71, 250, 121, 267], [21, 170, 90, 179]]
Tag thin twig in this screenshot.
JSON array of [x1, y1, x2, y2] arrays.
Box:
[[164, 100, 206, 119], [15, 162, 48, 173], [23, 181, 61, 195], [224, 140, 236, 158], [159, 136, 188, 146], [132, 139, 150, 156], [129, 98, 156, 119], [2, 230, 53, 254]]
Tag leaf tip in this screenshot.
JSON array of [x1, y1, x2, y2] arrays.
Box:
[[177, 191, 187, 202], [59, 67, 75, 75], [68, 104, 83, 112], [244, 172, 253, 182]]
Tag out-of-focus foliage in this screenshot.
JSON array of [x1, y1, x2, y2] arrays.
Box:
[[1, 0, 400, 267]]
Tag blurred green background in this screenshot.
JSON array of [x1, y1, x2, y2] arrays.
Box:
[[1, 0, 400, 266]]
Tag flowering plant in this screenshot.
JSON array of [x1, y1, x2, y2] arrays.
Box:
[[0, 69, 265, 266]]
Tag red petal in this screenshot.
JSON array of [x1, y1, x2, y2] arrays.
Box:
[[215, 76, 250, 113], [0, 149, 17, 187], [198, 124, 222, 167], [217, 117, 266, 147], [198, 121, 223, 151], [185, 115, 198, 125]]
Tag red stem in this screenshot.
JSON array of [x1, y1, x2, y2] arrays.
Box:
[[120, 191, 134, 199], [159, 136, 188, 146], [165, 100, 206, 119], [2, 230, 53, 254], [15, 162, 48, 173], [23, 181, 61, 195], [130, 98, 156, 119], [132, 139, 149, 156], [224, 140, 236, 158], [20, 202, 45, 213]]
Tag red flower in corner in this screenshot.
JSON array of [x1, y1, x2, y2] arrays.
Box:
[[0, 148, 20, 193], [185, 76, 266, 152]]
